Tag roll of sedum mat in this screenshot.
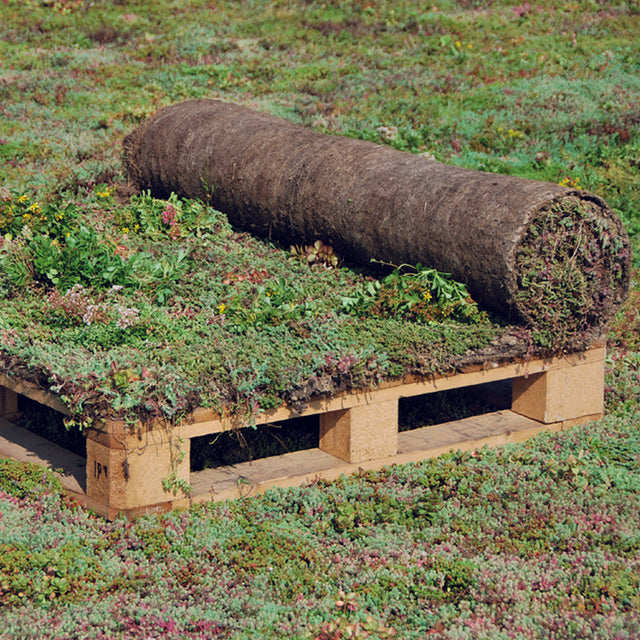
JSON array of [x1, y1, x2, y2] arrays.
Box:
[[124, 99, 631, 344]]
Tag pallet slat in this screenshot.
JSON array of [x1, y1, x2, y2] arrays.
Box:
[[181, 344, 605, 438]]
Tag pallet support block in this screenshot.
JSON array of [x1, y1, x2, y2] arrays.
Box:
[[0, 386, 19, 421], [511, 349, 605, 423], [85, 426, 190, 517], [319, 399, 398, 463]]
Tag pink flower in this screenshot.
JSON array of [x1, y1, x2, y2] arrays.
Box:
[[162, 204, 178, 226]]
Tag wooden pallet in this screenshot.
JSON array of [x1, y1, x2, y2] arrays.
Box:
[[0, 342, 605, 519]]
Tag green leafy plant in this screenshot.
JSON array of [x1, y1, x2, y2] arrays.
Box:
[[1, 222, 191, 303], [0, 191, 80, 239], [219, 276, 321, 333], [118, 191, 220, 240], [342, 262, 487, 324]]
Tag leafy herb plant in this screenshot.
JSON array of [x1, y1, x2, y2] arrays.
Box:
[[342, 262, 487, 325]]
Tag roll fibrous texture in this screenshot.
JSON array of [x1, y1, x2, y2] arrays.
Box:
[[124, 99, 631, 343]]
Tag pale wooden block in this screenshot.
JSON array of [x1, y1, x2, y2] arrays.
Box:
[[512, 357, 605, 424], [86, 428, 190, 513], [0, 386, 19, 419], [319, 399, 398, 463]]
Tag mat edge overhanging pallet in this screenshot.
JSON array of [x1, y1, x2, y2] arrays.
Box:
[[0, 339, 606, 520]]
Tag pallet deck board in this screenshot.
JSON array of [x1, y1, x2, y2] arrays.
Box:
[[186, 410, 547, 502], [181, 345, 605, 438], [0, 373, 70, 416], [0, 407, 600, 510]]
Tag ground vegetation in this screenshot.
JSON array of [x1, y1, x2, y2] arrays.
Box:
[[0, 1, 639, 637]]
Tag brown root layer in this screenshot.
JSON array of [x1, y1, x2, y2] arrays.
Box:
[[123, 99, 631, 342]]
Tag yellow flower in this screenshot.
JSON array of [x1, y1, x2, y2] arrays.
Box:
[[28, 202, 41, 213], [423, 290, 432, 302], [218, 303, 226, 314], [17, 195, 28, 204], [455, 40, 462, 48]]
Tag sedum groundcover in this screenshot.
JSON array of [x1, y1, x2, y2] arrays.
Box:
[[0, 404, 639, 639], [1, 0, 640, 638], [0, 189, 511, 428]]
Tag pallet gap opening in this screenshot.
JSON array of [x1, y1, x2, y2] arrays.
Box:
[[189, 380, 513, 472]]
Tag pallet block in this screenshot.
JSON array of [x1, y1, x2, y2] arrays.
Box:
[[85, 425, 191, 519], [0, 343, 605, 519], [512, 355, 605, 423], [319, 400, 398, 463]]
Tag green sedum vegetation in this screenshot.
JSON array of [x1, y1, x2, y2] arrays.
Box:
[[0, 189, 499, 426], [0, 0, 639, 638], [1, 410, 640, 638]]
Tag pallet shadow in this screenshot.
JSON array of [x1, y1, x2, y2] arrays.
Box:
[[0, 417, 86, 494]]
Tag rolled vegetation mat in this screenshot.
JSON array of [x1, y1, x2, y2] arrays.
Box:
[[123, 99, 631, 346]]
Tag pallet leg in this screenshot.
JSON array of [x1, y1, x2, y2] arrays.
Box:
[[85, 427, 190, 517], [512, 353, 605, 424], [319, 400, 398, 464], [0, 386, 19, 421]]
